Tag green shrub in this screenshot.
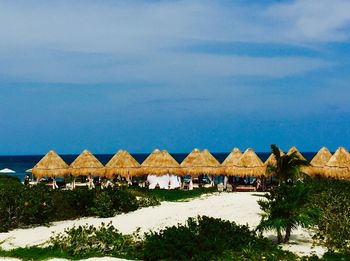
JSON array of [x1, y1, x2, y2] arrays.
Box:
[[49, 222, 137, 258], [0, 182, 159, 232], [0, 175, 21, 185], [141, 216, 296, 261], [90, 190, 115, 218], [20, 183, 54, 226], [308, 178, 350, 253], [0, 180, 25, 231]]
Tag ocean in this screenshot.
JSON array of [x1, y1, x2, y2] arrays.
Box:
[[0, 152, 317, 182]]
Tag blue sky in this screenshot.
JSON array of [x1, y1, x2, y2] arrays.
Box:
[[0, 0, 350, 155]]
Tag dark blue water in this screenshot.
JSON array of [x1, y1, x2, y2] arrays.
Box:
[[0, 152, 317, 181]]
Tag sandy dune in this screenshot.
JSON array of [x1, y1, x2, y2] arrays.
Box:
[[0, 192, 325, 258]]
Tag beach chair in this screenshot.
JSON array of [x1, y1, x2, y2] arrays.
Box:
[[217, 183, 224, 192]]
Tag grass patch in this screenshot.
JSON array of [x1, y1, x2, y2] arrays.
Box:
[[128, 186, 216, 202]]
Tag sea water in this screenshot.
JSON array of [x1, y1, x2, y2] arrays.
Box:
[[0, 152, 317, 182]]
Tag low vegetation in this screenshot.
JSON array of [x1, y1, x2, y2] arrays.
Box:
[[308, 178, 350, 254], [0, 176, 214, 232], [0, 216, 298, 261], [0, 176, 159, 232]]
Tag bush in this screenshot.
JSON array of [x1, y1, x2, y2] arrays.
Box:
[[0, 179, 25, 231], [90, 191, 115, 218], [308, 178, 350, 253], [49, 222, 137, 258], [141, 216, 296, 261], [0, 182, 159, 232]]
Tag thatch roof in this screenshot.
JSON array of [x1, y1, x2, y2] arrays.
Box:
[[105, 150, 141, 177], [308, 147, 332, 176], [324, 147, 350, 179], [226, 148, 265, 176], [264, 149, 285, 166], [70, 150, 105, 176], [141, 149, 183, 176], [32, 150, 69, 178], [287, 146, 306, 160], [311, 147, 332, 167], [180, 148, 222, 175], [222, 148, 242, 167], [201, 149, 223, 175]]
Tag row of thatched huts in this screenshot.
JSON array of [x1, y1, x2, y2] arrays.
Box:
[[32, 146, 350, 179]]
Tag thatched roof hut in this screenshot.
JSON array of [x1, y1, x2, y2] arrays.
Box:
[[70, 150, 105, 176], [141, 149, 183, 176], [222, 148, 242, 175], [226, 148, 265, 176], [287, 146, 306, 160], [32, 150, 69, 178], [105, 150, 141, 178], [180, 148, 204, 175], [325, 147, 350, 179], [201, 149, 223, 175], [264, 149, 285, 167], [223, 148, 242, 166], [181, 148, 222, 175], [309, 147, 332, 176], [264, 149, 285, 177]]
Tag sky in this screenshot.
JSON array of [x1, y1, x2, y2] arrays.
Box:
[[0, 0, 350, 155]]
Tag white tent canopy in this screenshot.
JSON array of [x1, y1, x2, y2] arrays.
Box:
[[147, 174, 181, 189], [0, 168, 16, 173]]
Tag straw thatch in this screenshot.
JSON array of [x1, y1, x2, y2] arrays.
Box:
[[264, 149, 285, 177], [141, 149, 183, 176], [264, 149, 285, 166], [324, 147, 350, 179], [105, 150, 141, 178], [180, 148, 204, 175], [32, 150, 69, 178], [201, 149, 223, 175], [222, 148, 242, 166], [287, 146, 310, 175], [222, 148, 242, 175], [287, 146, 306, 160], [181, 148, 222, 175], [70, 150, 105, 176], [308, 147, 332, 176], [226, 148, 265, 176]]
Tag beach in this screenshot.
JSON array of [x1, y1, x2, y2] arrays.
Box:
[[0, 192, 325, 259]]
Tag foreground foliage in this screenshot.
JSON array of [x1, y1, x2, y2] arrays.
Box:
[[141, 216, 296, 261], [0, 176, 159, 232], [308, 178, 350, 253], [258, 145, 315, 243], [0, 216, 298, 261]]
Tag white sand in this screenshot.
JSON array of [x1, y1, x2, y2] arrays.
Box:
[[0, 192, 326, 258]]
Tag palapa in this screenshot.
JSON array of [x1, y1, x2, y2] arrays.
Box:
[[264, 149, 285, 166], [264, 149, 285, 177], [287, 146, 306, 160], [32, 150, 69, 178], [222, 148, 243, 175], [180, 148, 205, 175], [181, 148, 222, 175], [70, 150, 105, 176], [226, 148, 265, 176], [308, 147, 332, 176], [141, 149, 182, 176], [324, 147, 350, 179], [201, 149, 223, 175], [105, 150, 141, 178]]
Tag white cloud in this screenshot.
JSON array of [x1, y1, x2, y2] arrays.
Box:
[[0, 0, 347, 84], [266, 0, 350, 42]]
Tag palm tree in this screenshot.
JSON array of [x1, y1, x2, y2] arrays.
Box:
[[258, 145, 317, 243], [267, 144, 309, 184]]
